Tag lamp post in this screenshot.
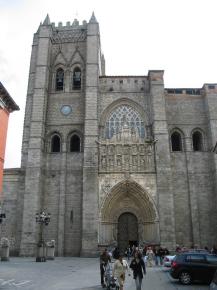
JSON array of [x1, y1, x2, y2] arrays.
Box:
[[35, 211, 51, 262], [0, 212, 6, 224], [0, 202, 6, 224]]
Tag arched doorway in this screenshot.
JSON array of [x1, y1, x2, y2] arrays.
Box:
[[99, 180, 160, 248], [118, 212, 138, 253]]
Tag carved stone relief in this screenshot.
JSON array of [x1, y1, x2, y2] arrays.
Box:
[[99, 141, 155, 173]]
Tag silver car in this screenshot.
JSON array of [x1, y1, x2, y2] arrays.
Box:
[[210, 270, 217, 290], [163, 255, 176, 267]]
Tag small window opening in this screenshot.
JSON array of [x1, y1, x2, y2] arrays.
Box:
[[192, 131, 203, 151], [171, 132, 182, 151], [51, 135, 61, 152], [70, 135, 80, 152], [56, 68, 64, 91], [73, 67, 81, 89]]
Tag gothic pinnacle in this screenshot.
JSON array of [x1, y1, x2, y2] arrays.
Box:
[[43, 14, 51, 25], [89, 12, 97, 23]]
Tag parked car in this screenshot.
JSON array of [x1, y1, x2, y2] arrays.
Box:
[[170, 252, 217, 285], [163, 255, 176, 267], [210, 270, 217, 290]]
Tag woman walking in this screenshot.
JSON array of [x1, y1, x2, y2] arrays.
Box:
[[130, 251, 146, 290], [112, 254, 129, 290], [146, 246, 154, 267]]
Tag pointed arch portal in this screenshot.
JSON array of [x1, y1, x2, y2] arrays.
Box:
[[118, 213, 138, 252], [99, 180, 160, 251]]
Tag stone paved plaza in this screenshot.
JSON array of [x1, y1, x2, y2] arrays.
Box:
[[0, 257, 209, 290]]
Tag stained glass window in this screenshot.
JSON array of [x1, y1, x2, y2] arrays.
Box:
[[105, 105, 145, 139]]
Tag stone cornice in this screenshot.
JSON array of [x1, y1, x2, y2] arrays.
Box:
[[0, 82, 19, 112]]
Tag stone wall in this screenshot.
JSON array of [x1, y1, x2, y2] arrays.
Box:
[[2, 169, 24, 255], [166, 91, 217, 248]]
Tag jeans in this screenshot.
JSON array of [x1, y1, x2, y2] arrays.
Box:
[[155, 255, 161, 266], [100, 264, 105, 285], [135, 276, 142, 290]]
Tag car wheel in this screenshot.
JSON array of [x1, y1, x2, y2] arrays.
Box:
[[179, 271, 192, 285]]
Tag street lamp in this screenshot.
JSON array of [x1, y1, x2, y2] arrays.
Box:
[[0, 203, 6, 224], [35, 210, 51, 262]]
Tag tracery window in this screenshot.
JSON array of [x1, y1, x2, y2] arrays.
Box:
[[55, 68, 64, 91], [105, 105, 145, 139]]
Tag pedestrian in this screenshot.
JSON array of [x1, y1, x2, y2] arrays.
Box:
[[112, 254, 129, 290], [126, 245, 131, 261], [204, 246, 209, 252], [112, 247, 120, 259], [163, 247, 169, 255], [158, 246, 164, 265], [100, 248, 111, 288], [175, 244, 181, 253], [146, 246, 154, 267], [154, 246, 161, 266], [142, 245, 147, 261], [211, 245, 217, 255], [130, 251, 146, 290], [131, 245, 136, 257]]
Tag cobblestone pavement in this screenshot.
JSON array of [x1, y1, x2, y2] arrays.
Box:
[[0, 258, 209, 290]]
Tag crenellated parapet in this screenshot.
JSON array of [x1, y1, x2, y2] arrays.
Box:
[[50, 20, 88, 44]]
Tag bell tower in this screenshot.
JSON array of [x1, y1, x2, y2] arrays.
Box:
[[19, 13, 104, 256]]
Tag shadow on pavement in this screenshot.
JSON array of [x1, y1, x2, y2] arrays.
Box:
[[74, 287, 102, 290]]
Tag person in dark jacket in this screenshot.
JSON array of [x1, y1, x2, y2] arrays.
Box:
[[112, 247, 120, 259], [130, 251, 146, 290]]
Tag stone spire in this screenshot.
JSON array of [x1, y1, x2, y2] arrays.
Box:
[[89, 12, 97, 23], [43, 14, 51, 25]]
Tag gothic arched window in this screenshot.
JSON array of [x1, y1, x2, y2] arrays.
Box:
[[55, 68, 64, 91], [73, 67, 81, 89], [171, 131, 182, 151], [192, 131, 203, 151], [105, 105, 145, 139], [70, 134, 81, 152], [51, 134, 61, 153]]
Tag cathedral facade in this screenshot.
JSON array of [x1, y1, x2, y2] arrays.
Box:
[[2, 14, 217, 256]]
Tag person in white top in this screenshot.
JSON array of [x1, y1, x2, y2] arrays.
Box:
[[112, 254, 130, 290]]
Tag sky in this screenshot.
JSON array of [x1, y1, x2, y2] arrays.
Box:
[[1, 0, 217, 168]]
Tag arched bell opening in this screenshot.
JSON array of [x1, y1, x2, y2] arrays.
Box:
[[99, 180, 160, 250]]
